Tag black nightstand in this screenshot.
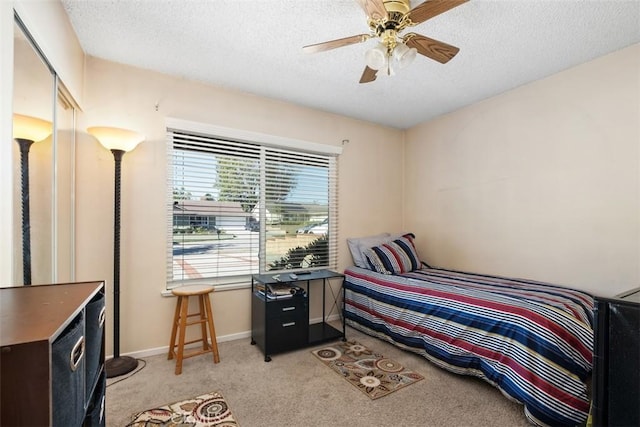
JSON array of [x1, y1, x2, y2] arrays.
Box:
[[250, 269, 345, 361], [593, 287, 640, 426]]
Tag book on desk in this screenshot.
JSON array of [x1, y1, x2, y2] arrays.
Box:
[[256, 283, 305, 300]]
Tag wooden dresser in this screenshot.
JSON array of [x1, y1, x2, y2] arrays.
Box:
[[0, 281, 106, 426]]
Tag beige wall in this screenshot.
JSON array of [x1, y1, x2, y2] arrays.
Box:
[[75, 57, 404, 355], [13, 0, 84, 105], [405, 44, 640, 298]]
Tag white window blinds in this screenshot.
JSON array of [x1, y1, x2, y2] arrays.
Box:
[[167, 128, 338, 287]]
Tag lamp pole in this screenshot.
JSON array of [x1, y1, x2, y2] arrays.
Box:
[[105, 148, 138, 378], [13, 114, 53, 285], [88, 126, 143, 378], [16, 138, 34, 285]]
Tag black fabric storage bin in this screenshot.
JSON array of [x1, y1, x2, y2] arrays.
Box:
[[52, 312, 85, 427], [84, 374, 106, 427], [85, 292, 105, 403]]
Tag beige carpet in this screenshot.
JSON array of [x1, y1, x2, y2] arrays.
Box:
[[106, 324, 530, 427]]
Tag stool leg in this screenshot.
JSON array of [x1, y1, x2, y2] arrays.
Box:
[[175, 295, 190, 375], [203, 293, 220, 363], [198, 295, 209, 351], [168, 295, 182, 360]]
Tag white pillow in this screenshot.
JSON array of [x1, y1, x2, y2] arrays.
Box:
[[347, 233, 391, 268]]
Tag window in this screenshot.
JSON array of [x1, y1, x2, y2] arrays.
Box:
[[167, 123, 339, 288]]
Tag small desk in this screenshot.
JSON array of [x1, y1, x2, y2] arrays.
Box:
[[250, 269, 345, 361]]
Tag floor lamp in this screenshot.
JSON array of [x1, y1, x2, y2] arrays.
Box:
[[12, 114, 53, 285], [88, 126, 144, 378]]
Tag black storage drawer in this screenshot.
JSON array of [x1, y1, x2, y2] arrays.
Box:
[[251, 292, 310, 360], [85, 292, 105, 403], [266, 297, 306, 319], [84, 374, 106, 427], [266, 312, 309, 353], [265, 296, 308, 354], [52, 312, 86, 427]]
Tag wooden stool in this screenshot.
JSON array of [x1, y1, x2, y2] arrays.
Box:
[[168, 285, 220, 374]]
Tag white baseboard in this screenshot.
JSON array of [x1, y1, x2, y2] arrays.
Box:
[[108, 314, 342, 360], [110, 330, 252, 359]]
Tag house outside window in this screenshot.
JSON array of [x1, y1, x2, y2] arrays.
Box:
[[167, 122, 340, 288]]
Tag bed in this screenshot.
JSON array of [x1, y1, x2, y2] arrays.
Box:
[[343, 234, 594, 427]]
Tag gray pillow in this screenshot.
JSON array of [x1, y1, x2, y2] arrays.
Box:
[[347, 233, 391, 268]]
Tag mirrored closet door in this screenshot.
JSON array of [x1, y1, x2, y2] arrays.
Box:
[[12, 15, 76, 285]]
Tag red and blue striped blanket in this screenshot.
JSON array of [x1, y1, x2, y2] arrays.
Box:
[[344, 266, 593, 426]]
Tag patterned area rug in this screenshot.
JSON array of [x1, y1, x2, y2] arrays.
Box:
[[312, 340, 424, 400], [127, 391, 238, 426]]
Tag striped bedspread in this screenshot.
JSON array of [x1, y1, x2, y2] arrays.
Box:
[[343, 266, 594, 427]]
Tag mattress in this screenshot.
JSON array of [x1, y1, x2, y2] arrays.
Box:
[[343, 266, 594, 426]]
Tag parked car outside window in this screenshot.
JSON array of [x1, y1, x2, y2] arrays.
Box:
[[296, 222, 318, 234], [306, 218, 328, 235]]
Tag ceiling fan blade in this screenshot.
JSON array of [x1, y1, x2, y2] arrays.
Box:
[[407, 0, 468, 25], [404, 33, 460, 64], [303, 34, 370, 54], [359, 66, 378, 84], [355, 0, 388, 21]]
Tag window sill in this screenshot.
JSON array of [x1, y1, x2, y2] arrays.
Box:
[[161, 281, 251, 297]]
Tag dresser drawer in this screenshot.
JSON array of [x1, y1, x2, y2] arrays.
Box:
[[266, 314, 308, 353], [265, 296, 307, 319]]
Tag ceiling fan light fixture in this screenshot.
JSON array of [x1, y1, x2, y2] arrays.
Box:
[[365, 43, 388, 70], [303, 0, 468, 83], [393, 42, 417, 69]]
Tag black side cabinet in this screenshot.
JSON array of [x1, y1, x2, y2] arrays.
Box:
[[251, 270, 344, 361], [251, 292, 309, 360], [593, 287, 640, 427]]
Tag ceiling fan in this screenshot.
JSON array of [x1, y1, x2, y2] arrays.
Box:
[[303, 0, 469, 83]]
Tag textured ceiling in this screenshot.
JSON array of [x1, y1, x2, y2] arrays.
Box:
[[61, 0, 640, 129]]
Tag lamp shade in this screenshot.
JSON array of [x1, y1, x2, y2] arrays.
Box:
[[88, 126, 145, 152], [393, 42, 417, 69], [13, 113, 53, 142], [365, 43, 388, 71]]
